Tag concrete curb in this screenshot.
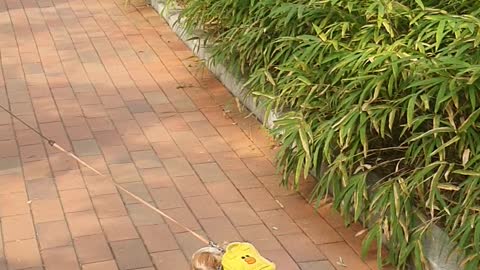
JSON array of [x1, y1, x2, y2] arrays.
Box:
[[144, 1, 463, 269]]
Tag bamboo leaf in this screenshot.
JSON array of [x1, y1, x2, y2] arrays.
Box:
[[407, 95, 417, 128], [435, 20, 446, 51]]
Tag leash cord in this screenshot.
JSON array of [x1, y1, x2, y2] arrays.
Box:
[[0, 104, 210, 245]]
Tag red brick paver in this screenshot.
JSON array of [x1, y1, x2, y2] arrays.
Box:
[[0, 0, 389, 269]]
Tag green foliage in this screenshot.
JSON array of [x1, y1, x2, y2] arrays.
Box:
[[180, 0, 480, 268]]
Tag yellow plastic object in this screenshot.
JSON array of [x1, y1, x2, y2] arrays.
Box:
[[221, 242, 276, 270]]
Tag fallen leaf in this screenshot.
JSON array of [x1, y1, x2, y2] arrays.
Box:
[[336, 256, 347, 267]]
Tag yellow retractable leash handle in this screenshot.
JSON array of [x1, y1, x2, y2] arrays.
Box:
[[221, 242, 276, 270]]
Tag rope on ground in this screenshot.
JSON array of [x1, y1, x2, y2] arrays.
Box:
[[0, 104, 210, 245]]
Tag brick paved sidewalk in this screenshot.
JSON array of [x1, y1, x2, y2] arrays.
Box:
[[0, 0, 388, 269]]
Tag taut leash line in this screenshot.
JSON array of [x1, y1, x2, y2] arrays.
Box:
[[0, 104, 210, 245]]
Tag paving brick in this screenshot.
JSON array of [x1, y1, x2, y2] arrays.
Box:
[[185, 195, 224, 219], [2, 213, 35, 242], [0, 125, 15, 140], [216, 125, 256, 152], [109, 163, 142, 183], [119, 182, 153, 204], [87, 117, 115, 132], [212, 151, 246, 171], [278, 233, 326, 262], [260, 249, 300, 270], [138, 224, 178, 252], [199, 136, 232, 153], [82, 104, 107, 118], [161, 157, 194, 177], [318, 242, 370, 270], [31, 198, 64, 223], [237, 224, 283, 252], [192, 163, 228, 183], [0, 174, 25, 194], [78, 155, 110, 176], [4, 239, 42, 270], [151, 140, 183, 159], [142, 124, 171, 142], [205, 181, 243, 204], [224, 169, 262, 190], [296, 215, 343, 245], [94, 132, 124, 149], [72, 139, 101, 156], [162, 207, 201, 233], [240, 187, 280, 211], [134, 112, 161, 127], [0, 157, 22, 175], [74, 234, 113, 264], [242, 157, 277, 177], [127, 203, 164, 227], [126, 100, 153, 113], [66, 210, 102, 238], [23, 159, 52, 180], [188, 120, 218, 137], [101, 95, 125, 109], [41, 246, 80, 270], [0, 140, 18, 158], [131, 150, 162, 168], [122, 134, 151, 151], [84, 175, 117, 196], [276, 195, 317, 220], [16, 129, 42, 146], [92, 194, 127, 218], [257, 209, 302, 236], [181, 111, 207, 123], [20, 144, 46, 163], [317, 204, 345, 229], [77, 92, 101, 105], [144, 91, 168, 105], [201, 109, 233, 127], [49, 152, 80, 172], [26, 178, 58, 200], [82, 260, 119, 270], [36, 220, 72, 249], [100, 216, 139, 242], [150, 187, 186, 209], [221, 202, 261, 226], [180, 145, 214, 164], [111, 239, 153, 270], [151, 250, 189, 270], [298, 261, 335, 270], [66, 125, 94, 140], [0, 192, 30, 217], [162, 115, 190, 132], [258, 175, 297, 197], [199, 217, 242, 244], [60, 188, 93, 213], [139, 167, 174, 188], [172, 175, 208, 197], [102, 145, 132, 164], [175, 230, 207, 257], [54, 169, 85, 190]]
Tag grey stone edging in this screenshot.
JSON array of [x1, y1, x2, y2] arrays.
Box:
[[144, 1, 463, 269]]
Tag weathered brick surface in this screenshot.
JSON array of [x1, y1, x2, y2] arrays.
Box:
[[0, 0, 382, 269]]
